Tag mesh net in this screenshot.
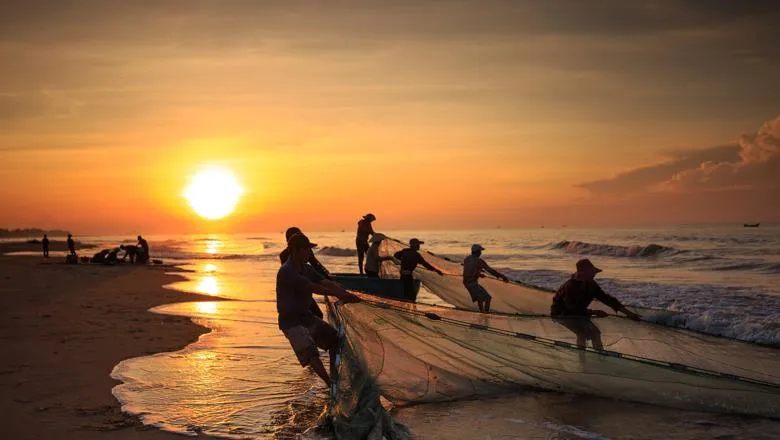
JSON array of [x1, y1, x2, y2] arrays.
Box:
[[324, 237, 780, 438]]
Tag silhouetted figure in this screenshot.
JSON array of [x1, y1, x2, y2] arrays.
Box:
[[277, 233, 360, 386], [355, 213, 376, 275], [104, 247, 121, 265], [67, 233, 76, 256], [279, 227, 332, 319], [41, 234, 49, 258], [463, 244, 510, 313], [120, 244, 138, 263], [394, 238, 443, 299], [551, 259, 641, 320], [364, 233, 395, 277], [91, 249, 110, 264], [136, 235, 149, 264]]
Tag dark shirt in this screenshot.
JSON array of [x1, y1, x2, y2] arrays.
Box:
[[137, 238, 149, 253], [276, 260, 324, 330], [279, 249, 328, 319], [393, 248, 437, 273], [123, 245, 138, 256], [67, 238, 75, 251], [42, 238, 49, 248], [356, 219, 374, 242], [550, 277, 623, 316]]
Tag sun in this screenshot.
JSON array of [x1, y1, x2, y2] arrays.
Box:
[[183, 167, 244, 220]]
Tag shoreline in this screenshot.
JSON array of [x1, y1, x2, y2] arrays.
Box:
[[0, 252, 224, 439]]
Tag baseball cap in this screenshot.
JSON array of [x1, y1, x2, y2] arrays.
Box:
[[471, 244, 485, 253], [409, 238, 424, 246]]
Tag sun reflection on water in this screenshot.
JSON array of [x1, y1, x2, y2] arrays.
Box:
[[205, 238, 222, 255], [196, 275, 220, 296], [194, 301, 220, 315]]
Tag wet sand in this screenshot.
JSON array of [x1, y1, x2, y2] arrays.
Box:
[[0, 250, 222, 439]]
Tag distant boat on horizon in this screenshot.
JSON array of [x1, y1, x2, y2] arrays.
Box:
[[743, 223, 760, 227]]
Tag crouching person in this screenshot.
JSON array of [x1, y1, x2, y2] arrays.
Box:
[[277, 233, 361, 386]]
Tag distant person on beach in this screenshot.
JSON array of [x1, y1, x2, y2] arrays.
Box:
[[136, 235, 149, 263], [394, 238, 444, 299], [67, 234, 76, 256], [104, 247, 121, 265], [356, 213, 376, 275], [277, 233, 360, 387], [364, 233, 396, 277], [280, 227, 332, 319], [551, 259, 641, 320], [42, 234, 49, 257], [91, 249, 110, 264], [119, 244, 138, 263], [463, 244, 510, 313]]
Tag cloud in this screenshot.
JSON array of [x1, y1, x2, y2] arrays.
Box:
[[658, 116, 780, 193], [579, 115, 780, 196]]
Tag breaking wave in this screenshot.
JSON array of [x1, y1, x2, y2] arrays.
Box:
[[552, 240, 681, 258], [317, 246, 357, 257]]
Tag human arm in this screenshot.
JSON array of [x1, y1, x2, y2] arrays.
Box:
[[308, 254, 332, 280], [481, 261, 509, 282], [592, 284, 641, 320], [418, 254, 444, 275]]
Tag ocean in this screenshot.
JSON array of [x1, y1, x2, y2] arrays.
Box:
[[87, 225, 779, 439]]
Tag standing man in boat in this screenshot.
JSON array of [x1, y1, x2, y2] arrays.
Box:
[[277, 233, 360, 387], [551, 258, 641, 320], [356, 213, 376, 275], [463, 244, 510, 313], [394, 238, 444, 299]]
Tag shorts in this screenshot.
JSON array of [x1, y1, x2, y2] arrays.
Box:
[[282, 318, 340, 367], [465, 282, 491, 302]]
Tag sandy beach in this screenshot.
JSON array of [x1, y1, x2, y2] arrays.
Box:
[[0, 247, 221, 439]]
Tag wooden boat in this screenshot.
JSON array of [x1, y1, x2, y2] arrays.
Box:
[[330, 273, 420, 302]]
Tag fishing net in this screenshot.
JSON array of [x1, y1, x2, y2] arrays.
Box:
[[324, 237, 780, 439]]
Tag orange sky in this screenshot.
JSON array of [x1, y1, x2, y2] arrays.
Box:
[[1, 2, 779, 234]]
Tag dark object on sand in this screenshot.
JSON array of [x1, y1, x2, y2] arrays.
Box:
[[27, 239, 41, 244], [744, 223, 760, 227], [80, 256, 90, 263], [65, 254, 78, 264], [152, 259, 163, 265]]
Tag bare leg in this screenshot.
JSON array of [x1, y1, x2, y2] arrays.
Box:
[[476, 301, 484, 313], [484, 298, 491, 313], [357, 250, 365, 275], [309, 355, 332, 387]]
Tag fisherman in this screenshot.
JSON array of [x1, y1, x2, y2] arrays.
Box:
[[41, 234, 49, 258], [394, 238, 444, 299], [551, 258, 641, 320], [120, 244, 139, 263], [364, 233, 396, 278], [463, 244, 510, 313], [67, 233, 76, 256], [279, 227, 333, 319], [277, 233, 360, 387], [136, 235, 149, 263], [355, 213, 376, 275]]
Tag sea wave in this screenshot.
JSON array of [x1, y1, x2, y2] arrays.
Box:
[[705, 261, 780, 274], [552, 240, 681, 258], [317, 246, 357, 257]]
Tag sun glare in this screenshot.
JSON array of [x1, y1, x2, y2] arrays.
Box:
[[184, 167, 244, 220]]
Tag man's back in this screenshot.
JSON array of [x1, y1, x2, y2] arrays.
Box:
[[462, 254, 484, 284], [276, 260, 323, 329]]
